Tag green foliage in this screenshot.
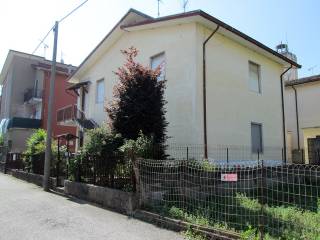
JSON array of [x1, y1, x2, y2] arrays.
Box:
[[23, 129, 66, 173], [168, 206, 185, 219], [68, 149, 84, 181], [167, 206, 210, 227], [240, 226, 259, 240], [106, 47, 168, 153], [0, 134, 4, 146], [266, 205, 320, 239], [73, 124, 125, 187], [120, 131, 154, 159], [189, 160, 216, 172], [148, 192, 320, 240], [184, 227, 207, 240], [24, 129, 47, 157], [83, 124, 123, 156], [236, 193, 261, 212]]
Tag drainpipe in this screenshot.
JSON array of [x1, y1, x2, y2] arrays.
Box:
[[203, 25, 220, 159], [291, 85, 300, 150], [280, 65, 293, 163]]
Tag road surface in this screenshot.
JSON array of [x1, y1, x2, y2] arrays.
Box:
[[0, 173, 184, 240]]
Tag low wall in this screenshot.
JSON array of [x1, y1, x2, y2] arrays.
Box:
[[64, 180, 139, 214], [10, 169, 57, 189]]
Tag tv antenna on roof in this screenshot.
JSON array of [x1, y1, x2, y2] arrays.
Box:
[[182, 0, 189, 12], [308, 65, 317, 74], [157, 0, 163, 17], [38, 39, 49, 58]]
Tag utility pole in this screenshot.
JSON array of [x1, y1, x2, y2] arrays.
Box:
[[43, 21, 59, 191]]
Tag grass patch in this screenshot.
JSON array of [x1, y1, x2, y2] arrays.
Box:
[[145, 192, 320, 240]]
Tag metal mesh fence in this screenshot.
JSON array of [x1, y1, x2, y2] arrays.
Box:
[[79, 153, 134, 191], [138, 159, 320, 239], [150, 144, 285, 166]]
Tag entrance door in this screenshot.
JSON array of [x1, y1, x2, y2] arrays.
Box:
[[308, 136, 320, 165]]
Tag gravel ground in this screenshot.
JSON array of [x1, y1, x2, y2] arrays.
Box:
[[0, 173, 184, 240]]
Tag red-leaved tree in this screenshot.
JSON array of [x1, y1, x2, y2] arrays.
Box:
[[106, 47, 168, 153]]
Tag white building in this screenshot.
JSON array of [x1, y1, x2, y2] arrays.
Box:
[[58, 9, 300, 162]]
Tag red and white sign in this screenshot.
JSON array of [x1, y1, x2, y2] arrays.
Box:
[[221, 173, 238, 182]]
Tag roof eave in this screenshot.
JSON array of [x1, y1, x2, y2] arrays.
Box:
[[67, 8, 154, 83], [122, 10, 301, 68]]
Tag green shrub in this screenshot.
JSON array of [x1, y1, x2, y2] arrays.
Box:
[[68, 149, 84, 181], [0, 134, 4, 146], [240, 226, 259, 240], [184, 227, 207, 240], [120, 131, 154, 159], [23, 129, 66, 173], [83, 124, 123, 156], [189, 159, 216, 172]]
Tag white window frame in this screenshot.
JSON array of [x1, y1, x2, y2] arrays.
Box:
[[96, 78, 105, 104], [150, 52, 166, 81], [248, 61, 261, 94]]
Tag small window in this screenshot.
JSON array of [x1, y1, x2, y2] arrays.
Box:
[[249, 61, 261, 93], [96, 79, 105, 103], [151, 52, 165, 81], [251, 123, 263, 153]]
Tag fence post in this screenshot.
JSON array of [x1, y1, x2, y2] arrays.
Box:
[[4, 150, 8, 174], [258, 159, 265, 240], [93, 155, 96, 185], [56, 138, 60, 186], [226, 147, 229, 165], [182, 159, 187, 211], [186, 146, 189, 160]]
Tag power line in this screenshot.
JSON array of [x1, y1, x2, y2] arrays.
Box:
[[31, 0, 88, 55], [32, 25, 54, 55], [59, 0, 88, 23]]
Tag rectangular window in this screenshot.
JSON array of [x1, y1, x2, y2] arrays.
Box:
[[251, 123, 263, 153], [249, 61, 261, 93], [96, 79, 105, 103], [151, 52, 165, 81]]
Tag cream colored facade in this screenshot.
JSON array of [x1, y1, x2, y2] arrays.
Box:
[[285, 80, 320, 163], [70, 9, 298, 160]]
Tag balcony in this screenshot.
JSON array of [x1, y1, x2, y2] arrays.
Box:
[[57, 105, 97, 129], [7, 117, 41, 130], [24, 88, 43, 104]]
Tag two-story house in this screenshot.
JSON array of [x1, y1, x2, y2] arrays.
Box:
[[58, 9, 300, 162], [0, 50, 77, 153], [285, 74, 320, 164]]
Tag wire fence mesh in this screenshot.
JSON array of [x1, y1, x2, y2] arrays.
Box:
[[79, 152, 134, 191], [138, 158, 320, 239], [146, 144, 286, 166]]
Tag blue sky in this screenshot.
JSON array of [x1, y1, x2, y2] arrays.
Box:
[[0, 0, 318, 77]]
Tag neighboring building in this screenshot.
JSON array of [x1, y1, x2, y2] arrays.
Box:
[[58, 9, 300, 161], [0, 50, 77, 153], [285, 74, 320, 164]]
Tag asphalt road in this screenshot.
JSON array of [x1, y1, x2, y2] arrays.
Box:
[[0, 173, 184, 240]]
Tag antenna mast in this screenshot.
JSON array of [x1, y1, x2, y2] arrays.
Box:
[[43, 43, 48, 58], [182, 0, 189, 12], [157, 0, 161, 17]]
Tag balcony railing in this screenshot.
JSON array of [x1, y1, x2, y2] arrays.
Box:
[[7, 117, 41, 130], [24, 88, 43, 103], [57, 105, 97, 129], [57, 105, 85, 123]]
